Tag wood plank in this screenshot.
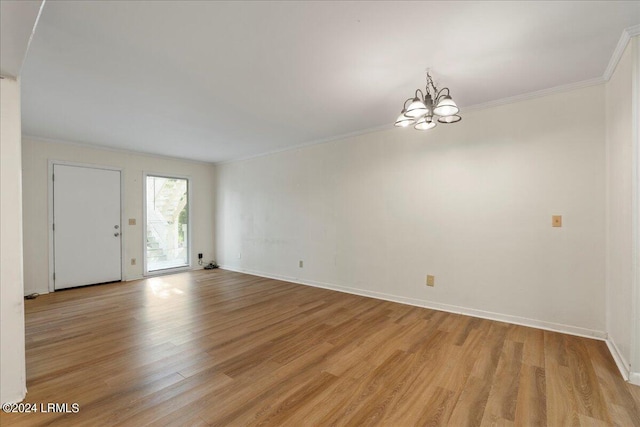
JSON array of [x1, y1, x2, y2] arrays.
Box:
[[565, 335, 612, 423], [481, 340, 524, 425], [514, 364, 547, 426], [545, 331, 581, 427]]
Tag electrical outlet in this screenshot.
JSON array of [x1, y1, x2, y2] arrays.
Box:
[[426, 275, 435, 287], [238, 252, 242, 259], [198, 253, 203, 259], [128, 218, 136, 225], [131, 258, 136, 266], [552, 215, 562, 227], [299, 260, 303, 268]]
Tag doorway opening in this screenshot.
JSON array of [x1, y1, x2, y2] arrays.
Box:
[[144, 174, 190, 274]]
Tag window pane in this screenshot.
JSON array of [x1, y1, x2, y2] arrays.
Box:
[[146, 176, 189, 271]]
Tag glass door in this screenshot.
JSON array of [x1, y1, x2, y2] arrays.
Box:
[[145, 175, 189, 273]]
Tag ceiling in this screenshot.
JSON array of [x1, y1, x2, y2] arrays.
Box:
[[17, 1, 640, 163]]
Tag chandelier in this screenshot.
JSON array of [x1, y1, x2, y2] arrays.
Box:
[[394, 72, 461, 130]]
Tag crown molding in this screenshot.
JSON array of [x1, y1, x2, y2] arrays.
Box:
[[216, 123, 393, 165], [466, 23, 640, 114], [17, 0, 46, 77], [219, 74, 606, 165], [463, 77, 605, 113], [604, 24, 640, 81], [627, 23, 640, 37], [23, 134, 216, 166]]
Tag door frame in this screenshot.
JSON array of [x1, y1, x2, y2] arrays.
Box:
[[48, 160, 125, 292], [142, 171, 192, 277]]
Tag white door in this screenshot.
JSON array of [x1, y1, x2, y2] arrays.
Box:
[[53, 164, 121, 290]]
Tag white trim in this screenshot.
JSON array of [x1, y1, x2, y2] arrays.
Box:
[[216, 123, 392, 166], [606, 337, 631, 381], [604, 25, 640, 81], [463, 77, 605, 113], [48, 160, 125, 292], [219, 265, 607, 341], [628, 24, 640, 38], [142, 172, 148, 275], [16, 0, 46, 77], [604, 28, 632, 81], [47, 161, 54, 293], [25, 134, 214, 166], [142, 172, 192, 276]]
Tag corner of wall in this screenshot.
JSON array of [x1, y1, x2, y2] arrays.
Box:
[[604, 32, 640, 384], [630, 34, 640, 384], [0, 77, 27, 404]]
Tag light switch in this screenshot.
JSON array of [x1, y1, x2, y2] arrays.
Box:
[[552, 215, 562, 227], [128, 218, 136, 225]]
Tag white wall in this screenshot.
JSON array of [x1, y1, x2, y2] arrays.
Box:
[[1, 77, 27, 403], [22, 138, 216, 295], [216, 84, 607, 337], [605, 37, 636, 380]]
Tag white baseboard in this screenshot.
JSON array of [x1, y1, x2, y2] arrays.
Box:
[[605, 338, 631, 381], [219, 265, 607, 341], [629, 372, 640, 386]]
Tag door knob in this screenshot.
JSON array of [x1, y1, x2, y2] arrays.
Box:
[[114, 232, 120, 237], [114, 225, 119, 229]]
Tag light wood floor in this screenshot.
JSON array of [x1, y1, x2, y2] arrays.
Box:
[[2, 270, 639, 426]]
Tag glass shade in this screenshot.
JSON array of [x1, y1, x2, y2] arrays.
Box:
[[437, 114, 461, 124], [405, 97, 428, 118], [414, 116, 436, 130], [395, 112, 415, 127], [433, 95, 459, 117]]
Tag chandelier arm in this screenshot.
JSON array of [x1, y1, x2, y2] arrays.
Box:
[[403, 98, 414, 109], [435, 87, 450, 103], [414, 89, 425, 100]]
